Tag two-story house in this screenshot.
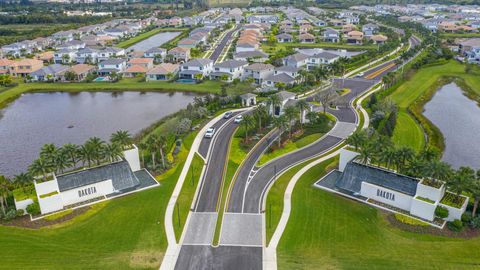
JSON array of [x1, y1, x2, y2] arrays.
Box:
[[167, 47, 190, 63], [97, 58, 127, 76], [97, 47, 126, 62], [323, 28, 340, 43], [54, 49, 77, 64], [243, 63, 274, 85], [282, 53, 309, 68], [362, 23, 379, 36], [76, 47, 99, 64], [307, 52, 340, 70], [209, 59, 248, 82], [14, 59, 43, 77], [179, 58, 213, 80]]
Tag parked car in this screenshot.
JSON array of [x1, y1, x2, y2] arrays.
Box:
[[204, 127, 215, 138], [224, 111, 233, 119], [234, 115, 243, 123]]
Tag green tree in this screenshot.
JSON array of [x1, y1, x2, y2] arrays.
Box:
[[470, 170, 480, 217], [273, 115, 288, 147], [268, 94, 282, 116], [14, 173, 33, 188], [63, 71, 76, 81], [305, 111, 317, 125], [62, 144, 79, 168], [40, 143, 57, 164], [241, 114, 254, 142], [284, 106, 299, 138], [85, 137, 105, 165], [0, 176, 11, 215], [79, 144, 95, 168], [54, 150, 72, 174], [448, 167, 475, 203], [295, 99, 309, 128], [103, 143, 122, 163], [110, 130, 132, 149], [345, 130, 368, 151], [28, 158, 51, 181]]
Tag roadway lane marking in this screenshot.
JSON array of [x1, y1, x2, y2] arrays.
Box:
[[364, 62, 395, 80]]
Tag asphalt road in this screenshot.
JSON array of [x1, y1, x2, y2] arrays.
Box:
[[209, 26, 239, 63], [227, 78, 376, 213], [195, 111, 243, 212], [175, 246, 262, 270]]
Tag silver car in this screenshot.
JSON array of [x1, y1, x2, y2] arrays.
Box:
[[204, 127, 215, 138]]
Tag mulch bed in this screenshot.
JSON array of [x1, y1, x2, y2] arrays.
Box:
[[383, 211, 480, 239], [0, 207, 90, 229]]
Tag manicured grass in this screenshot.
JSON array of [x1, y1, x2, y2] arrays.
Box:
[[116, 28, 188, 49], [173, 153, 204, 241], [440, 32, 480, 38], [392, 111, 425, 151], [388, 60, 480, 150], [277, 157, 480, 270], [0, 79, 224, 109]]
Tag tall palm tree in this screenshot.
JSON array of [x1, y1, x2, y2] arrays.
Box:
[[253, 104, 268, 131], [284, 106, 299, 138], [103, 143, 123, 163], [470, 171, 480, 217], [14, 173, 33, 189], [138, 142, 147, 167], [267, 94, 282, 116], [63, 144, 79, 168], [295, 99, 309, 128], [305, 111, 317, 125], [86, 137, 105, 165], [378, 147, 396, 169], [28, 158, 51, 181], [54, 150, 72, 174], [345, 130, 368, 151], [155, 135, 167, 169], [272, 115, 288, 147], [0, 176, 11, 215], [40, 143, 57, 163], [110, 130, 132, 149], [424, 160, 452, 183], [358, 143, 374, 165], [79, 144, 95, 167], [449, 167, 475, 203], [241, 114, 254, 142], [419, 147, 439, 162], [146, 135, 158, 169], [396, 146, 415, 172]]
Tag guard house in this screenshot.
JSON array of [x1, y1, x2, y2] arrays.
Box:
[[316, 149, 469, 222], [240, 93, 257, 107], [17, 145, 158, 215]]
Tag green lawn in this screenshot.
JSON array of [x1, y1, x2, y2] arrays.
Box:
[[116, 28, 188, 49], [262, 42, 376, 54], [392, 111, 425, 151], [173, 153, 204, 241], [277, 157, 480, 270], [388, 60, 480, 150], [0, 79, 224, 108]]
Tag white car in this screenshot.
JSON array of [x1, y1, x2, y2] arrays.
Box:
[[234, 115, 243, 123], [356, 72, 365, 77], [204, 127, 215, 138]]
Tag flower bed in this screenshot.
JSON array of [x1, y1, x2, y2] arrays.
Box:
[[421, 178, 443, 188], [13, 186, 37, 201], [416, 196, 435, 204]]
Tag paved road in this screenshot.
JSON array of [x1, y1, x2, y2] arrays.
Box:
[[176, 246, 262, 270], [209, 26, 239, 63]]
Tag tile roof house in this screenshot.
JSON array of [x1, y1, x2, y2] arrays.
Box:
[[210, 59, 248, 82], [323, 28, 340, 43], [282, 53, 309, 68], [97, 58, 127, 75], [298, 33, 316, 43], [124, 64, 148, 78], [362, 23, 379, 36], [127, 58, 154, 69], [167, 46, 191, 63], [233, 50, 269, 63], [144, 47, 167, 60], [346, 31, 364, 44], [0, 59, 16, 75], [276, 33, 293, 43], [243, 63, 274, 85], [179, 58, 213, 80], [370, 34, 388, 44], [146, 63, 180, 81], [62, 64, 96, 81], [14, 59, 43, 77], [30, 64, 70, 82]]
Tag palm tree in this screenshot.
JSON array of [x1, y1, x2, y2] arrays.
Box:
[[241, 114, 254, 142], [103, 143, 123, 163], [424, 160, 452, 183], [110, 130, 132, 150], [272, 115, 288, 147], [40, 143, 57, 163], [155, 135, 167, 169], [449, 167, 475, 204], [138, 142, 147, 167], [284, 106, 299, 138], [14, 173, 33, 189], [419, 147, 439, 162], [378, 147, 396, 169], [358, 143, 374, 164], [54, 150, 72, 174], [253, 105, 268, 131], [345, 130, 368, 151], [305, 111, 317, 125], [63, 144, 79, 168], [86, 137, 105, 165], [0, 176, 11, 215], [470, 171, 480, 217], [79, 144, 95, 167], [146, 135, 158, 168], [295, 99, 309, 128], [396, 146, 415, 172], [267, 94, 282, 116], [28, 158, 51, 181]]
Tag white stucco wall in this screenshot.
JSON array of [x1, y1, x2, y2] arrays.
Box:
[[360, 182, 413, 212], [410, 197, 437, 221], [39, 194, 64, 214], [415, 181, 445, 202], [339, 148, 360, 172], [60, 179, 114, 206], [14, 198, 33, 214], [35, 178, 59, 196], [123, 145, 141, 171]]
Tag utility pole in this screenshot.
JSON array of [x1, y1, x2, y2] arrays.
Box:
[[191, 163, 195, 186], [176, 202, 180, 228]]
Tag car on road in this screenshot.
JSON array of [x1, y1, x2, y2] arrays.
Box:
[[204, 127, 215, 138], [224, 111, 233, 119], [356, 72, 365, 77], [234, 115, 243, 123]]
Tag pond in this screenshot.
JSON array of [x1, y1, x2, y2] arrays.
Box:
[[127, 32, 181, 51], [423, 82, 480, 170], [0, 91, 199, 177]]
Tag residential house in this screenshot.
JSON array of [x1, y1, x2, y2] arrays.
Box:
[[52, 31, 74, 43], [14, 59, 43, 77], [54, 49, 77, 64], [62, 64, 96, 81], [314, 19, 327, 27], [458, 38, 480, 64], [298, 33, 316, 43], [282, 53, 309, 68], [1, 42, 31, 57], [346, 31, 364, 44], [103, 28, 129, 38], [342, 24, 357, 34], [0, 59, 15, 75], [370, 34, 388, 44], [240, 93, 257, 107], [438, 21, 458, 32], [236, 41, 259, 53], [264, 73, 297, 89], [56, 40, 85, 51], [344, 15, 360, 25], [268, 90, 297, 116], [167, 47, 190, 63], [144, 47, 167, 61], [97, 58, 127, 76], [323, 28, 340, 43], [127, 58, 154, 70], [299, 25, 313, 34], [177, 38, 200, 49], [76, 47, 99, 64], [274, 66, 299, 78], [362, 23, 379, 36], [124, 65, 148, 78], [97, 47, 126, 61], [146, 63, 180, 81], [30, 64, 69, 82], [210, 59, 248, 82], [276, 33, 293, 43], [233, 50, 269, 63], [307, 52, 340, 69], [36, 51, 54, 63], [243, 63, 274, 85], [179, 58, 213, 80]]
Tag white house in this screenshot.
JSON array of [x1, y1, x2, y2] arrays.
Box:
[[209, 59, 248, 82], [306, 52, 340, 70], [282, 53, 309, 68], [54, 49, 77, 64], [323, 28, 340, 43], [243, 63, 274, 85], [97, 58, 127, 75], [179, 58, 214, 80], [76, 47, 99, 64], [320, 149, 469, 222]]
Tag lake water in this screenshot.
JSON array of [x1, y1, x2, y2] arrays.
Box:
[[0, 91, 198, 177], [424, 82, 480, 170], [127, 32, 180, 51]]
